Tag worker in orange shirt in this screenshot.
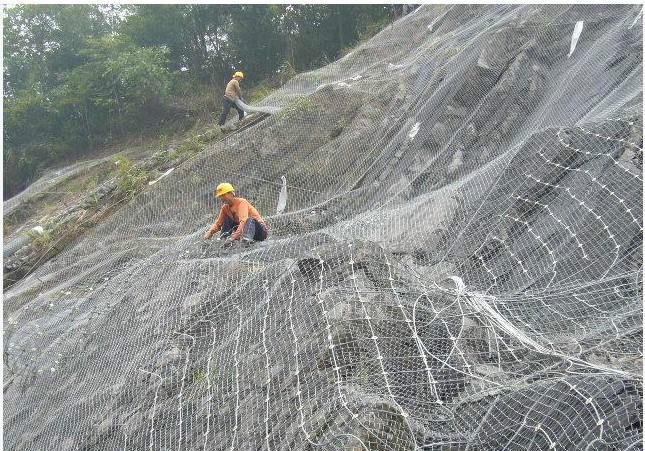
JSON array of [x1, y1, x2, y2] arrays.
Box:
[[203, 182, 268, 245]]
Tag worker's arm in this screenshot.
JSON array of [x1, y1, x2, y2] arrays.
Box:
[[235, 80, 242, 99], [204, 207, 226, 240], [231, 200, 250, 240]]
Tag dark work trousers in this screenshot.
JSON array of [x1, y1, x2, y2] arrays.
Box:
[[218, 97, 244, 126], [220, 216, 268, 242]]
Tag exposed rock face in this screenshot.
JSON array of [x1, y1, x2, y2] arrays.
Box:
[[4, 5, 643, 450]]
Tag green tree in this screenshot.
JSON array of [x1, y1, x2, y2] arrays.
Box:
[[67, 35, 172, 137], [227, 6, 285, 82], [120, 5, 235, 84], [3, 39, 173, 196], [3, 5, 115, 95]]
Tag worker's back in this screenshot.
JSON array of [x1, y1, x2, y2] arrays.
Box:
[[224, 78, 240, 101]]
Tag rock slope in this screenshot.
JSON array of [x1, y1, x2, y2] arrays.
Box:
[[4, 5, 643, 450]]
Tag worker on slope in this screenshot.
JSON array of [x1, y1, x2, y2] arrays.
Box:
[[218, 71, 246, 127], [203, 182, 269, 245]]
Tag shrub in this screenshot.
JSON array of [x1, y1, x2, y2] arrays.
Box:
[[246, 82, 276, 104], [175, 136, 205, 160], [115, 156, 149, 199], [26, 228, 54, 248]]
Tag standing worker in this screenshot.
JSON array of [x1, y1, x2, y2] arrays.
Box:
[[218, 71, 246, 127], [203, 182, 269, 245]]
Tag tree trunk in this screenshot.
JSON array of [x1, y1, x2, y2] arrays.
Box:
[[84, 102, 93, 146]]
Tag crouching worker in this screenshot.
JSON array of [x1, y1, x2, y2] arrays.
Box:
[[203, 182, 268, 245]]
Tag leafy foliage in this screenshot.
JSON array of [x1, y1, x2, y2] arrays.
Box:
[[26, 227, 54, 248], [115, 156, 150, 200]]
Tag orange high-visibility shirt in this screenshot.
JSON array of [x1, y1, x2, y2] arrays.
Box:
[[208, 197, 267, 240]]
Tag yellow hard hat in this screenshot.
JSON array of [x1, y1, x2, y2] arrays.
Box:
[[215, 182, 235, 197], [234, 71, 244, 79]]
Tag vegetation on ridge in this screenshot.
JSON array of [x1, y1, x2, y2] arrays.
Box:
[[3, 4, 395, 198]]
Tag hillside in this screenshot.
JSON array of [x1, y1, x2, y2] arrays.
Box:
[[4, 5, 643, 450]]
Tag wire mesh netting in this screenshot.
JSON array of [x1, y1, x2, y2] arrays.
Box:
[[3, 4, 643, 450]]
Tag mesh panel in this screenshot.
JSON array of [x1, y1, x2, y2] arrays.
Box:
[[4, 5, 643, 450]]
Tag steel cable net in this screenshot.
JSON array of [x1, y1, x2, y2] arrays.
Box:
[[3, 5, 643, 450]]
